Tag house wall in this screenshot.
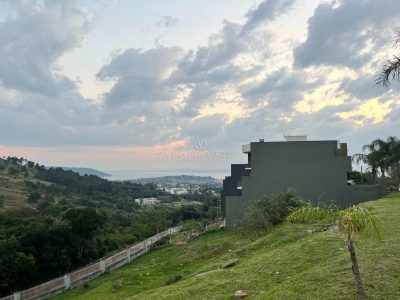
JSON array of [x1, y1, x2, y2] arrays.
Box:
[[347, 184, 383, 205], [221, 164, 250, 218], [225, 196, 246, 228], [224, 140, 383, 227], [241, 141, 351, 206]]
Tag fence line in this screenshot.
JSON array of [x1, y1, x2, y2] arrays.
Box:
[[2, 226, 181, 300]]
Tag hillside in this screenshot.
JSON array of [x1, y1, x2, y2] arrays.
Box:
[[0, 157, 219, 297], [53, 193, 400, 300]]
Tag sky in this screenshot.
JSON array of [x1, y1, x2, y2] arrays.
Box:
[[0, 0, 400, 173]]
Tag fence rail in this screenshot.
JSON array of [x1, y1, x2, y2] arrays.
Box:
[[2, 226, 181, 300]]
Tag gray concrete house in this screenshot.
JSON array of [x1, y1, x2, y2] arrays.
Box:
[[222, 137, 383, 227]]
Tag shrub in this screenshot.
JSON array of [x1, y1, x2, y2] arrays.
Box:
[[165, 274, 182, 285], [236, 188, 304, 238], [27, 192, 41, 203]]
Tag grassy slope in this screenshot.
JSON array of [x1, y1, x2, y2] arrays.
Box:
[[0, 172, 32, 211], [54, 193, 400, 300]]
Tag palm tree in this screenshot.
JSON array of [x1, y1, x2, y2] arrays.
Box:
[[370, 138, 391, 179], [352, 151, 379, 183], [287, 204, 382, 297], [376, 32, 400, 87], [385, 136, 400, 190]]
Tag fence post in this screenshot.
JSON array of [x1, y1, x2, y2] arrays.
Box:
[[13, 292, 20, 300], [144, 239, 148, 253], [126, 248, 131, 263], [100, 260, 106, 274], [64, 274, 71, 290]]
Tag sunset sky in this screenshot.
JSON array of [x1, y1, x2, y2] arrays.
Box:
[[0, 0, 400, 173]]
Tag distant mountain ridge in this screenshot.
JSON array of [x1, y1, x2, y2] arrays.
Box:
[[58, 167, 111, 177], [130, 175, 222, 187]]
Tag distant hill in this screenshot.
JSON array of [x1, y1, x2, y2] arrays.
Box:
[[130, 175, 222, 187], [58, 167, 111, 177]]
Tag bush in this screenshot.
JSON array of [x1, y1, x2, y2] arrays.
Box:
[[165, 274, 182, 285], [236, 188, 304, 238], [27, 192, 41, 203]]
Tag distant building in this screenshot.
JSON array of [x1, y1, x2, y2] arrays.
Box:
[[222, 138, 383, 227], [134, 197, 160, 206]]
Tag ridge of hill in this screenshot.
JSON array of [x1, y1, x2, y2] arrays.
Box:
[[57, 167, 111, 178], [53, 193, 400, 300]]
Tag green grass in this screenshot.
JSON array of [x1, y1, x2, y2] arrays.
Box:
[[53, 193, 400, 300]]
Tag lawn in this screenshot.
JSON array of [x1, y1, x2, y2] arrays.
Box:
[[53, 193, 400, 300]]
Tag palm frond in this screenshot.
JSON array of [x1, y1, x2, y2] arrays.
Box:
[[286, 202, 335, 223], [352, 153, 366, 165], [375, 55, 400, 88], [336, 206, 383, 240]]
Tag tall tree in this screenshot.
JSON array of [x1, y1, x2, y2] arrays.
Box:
[[286, 204, 382, 297], [385, 136, 400, 190], [352, 148, 380, 183], [370, 138, 391, 179], [376, 32, 400, 87]]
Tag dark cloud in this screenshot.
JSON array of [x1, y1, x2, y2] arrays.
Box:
[[243, 68, 322, 108], [339, 76, 381, 100], [241, 0, 296, 35], [0, 1, 92, 95], [294, 0, 400, 68], [97, 47, 182, 105], [172, 21, 245, 83]]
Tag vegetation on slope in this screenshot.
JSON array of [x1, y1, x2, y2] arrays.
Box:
[[0, 157, 219, 297], [54, 193, 400, 300]]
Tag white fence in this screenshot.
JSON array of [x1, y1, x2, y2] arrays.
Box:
[[2, 226, 181, 300]]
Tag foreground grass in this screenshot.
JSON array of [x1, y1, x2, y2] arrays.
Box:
[[54, 193, 400, 300]]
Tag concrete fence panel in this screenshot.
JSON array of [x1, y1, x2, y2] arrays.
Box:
[[19, 276, 65, 300], [69, 261, 101, 288], [1, 225, 181, 300]]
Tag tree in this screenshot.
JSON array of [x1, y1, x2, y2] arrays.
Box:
[[0, 237, 36, 295], [357, 137, 400, 189], [352, 152, 379, 183], [376, 32, 400, 87], [236, 189, 304, 238], [286, 204, 382, 297], [385, 136, 400, 190]]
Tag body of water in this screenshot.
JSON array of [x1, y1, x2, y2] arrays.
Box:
[[103, 169, 229, 181]]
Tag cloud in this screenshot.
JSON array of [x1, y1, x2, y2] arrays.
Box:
[[1, 0, 400, 167], [97, 47, 182, 105], [172, 21, 245, 83], [155, 15, 179, 28], [243, 68, 322, 107], [0, 0, 92, 95], [294, 0, 400, 69], [241, 0, 297, 35]]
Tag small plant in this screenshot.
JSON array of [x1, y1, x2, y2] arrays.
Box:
[[114, 278, 123, 289], [165, 274, 182, 285], [287, 204, 382, 297], [83, 283, 89, 289]]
